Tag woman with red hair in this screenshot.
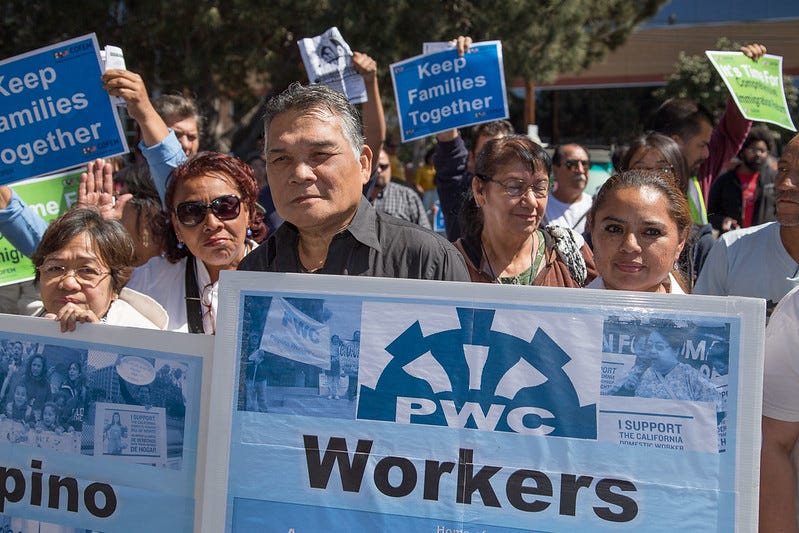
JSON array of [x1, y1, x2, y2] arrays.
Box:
[[127, 152, 262, 334]]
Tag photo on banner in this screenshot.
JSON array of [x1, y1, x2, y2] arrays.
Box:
[[0, 33, 128, 185], [205, 272, 763, 532], [0, 315, 213, 532]]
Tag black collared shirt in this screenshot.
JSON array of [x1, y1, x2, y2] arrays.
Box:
[[238, 197, 470, 281]]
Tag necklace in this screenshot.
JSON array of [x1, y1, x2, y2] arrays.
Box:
[[481, 231, 545, 285]]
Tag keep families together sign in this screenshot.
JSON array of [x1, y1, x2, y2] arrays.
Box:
[[391, 42, 509, 142], [0, 33, 128, 185]]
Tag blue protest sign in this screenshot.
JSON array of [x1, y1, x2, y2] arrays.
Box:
[[0, 34, 128, 185], [205, 273, 764, 532], [391, 42, 509, 142], [433, 199, 446, 233]]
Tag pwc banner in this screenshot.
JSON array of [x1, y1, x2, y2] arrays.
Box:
[[205, 273, 764, 532]]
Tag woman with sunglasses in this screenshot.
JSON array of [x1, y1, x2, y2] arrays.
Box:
[[31, 208, 167, 331], [456, 135, 597, 287], [126, 152, 260, 334]]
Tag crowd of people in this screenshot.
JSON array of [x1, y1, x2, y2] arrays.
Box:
[[1, 34, 799, 530]]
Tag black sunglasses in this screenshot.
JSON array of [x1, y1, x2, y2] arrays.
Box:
[[175, 195, 241, 227], [564, 159, 590, 171]]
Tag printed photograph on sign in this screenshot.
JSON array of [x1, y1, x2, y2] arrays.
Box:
[[237, 294, 362, 418], [0, 337, 189, 469], [0, 315, 210, 532], [598, 316, 730, 453]]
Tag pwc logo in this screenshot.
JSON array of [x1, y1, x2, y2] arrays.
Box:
[[358, 307, 596, 439]]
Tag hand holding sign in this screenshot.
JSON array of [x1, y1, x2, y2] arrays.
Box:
[[351, 52, 377, 84], [707, 43, 796, 131], [739, 43, 767, 62], [101, 69, 169, 148], [391, 40, 509, 142]]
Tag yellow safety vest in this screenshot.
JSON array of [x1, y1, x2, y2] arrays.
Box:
[[688, 176, 708, 225]]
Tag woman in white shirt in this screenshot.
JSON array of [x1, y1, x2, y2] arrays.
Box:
[[587, 169, 691, 294], [31, 208, 167, 331], [128, 153, 260, 334]]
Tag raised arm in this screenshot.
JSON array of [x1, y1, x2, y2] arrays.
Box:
[[0, 185, 48, 257], [101, 69, 186, 206], [102, 70, 169, 147], [697, 43, 768, 197], [352, 52, 385, 174]]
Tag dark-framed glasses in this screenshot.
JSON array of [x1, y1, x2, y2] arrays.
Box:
[[175, 195, 241, 227], [37, 264, 111, 287], [479, 175, 549, 199]]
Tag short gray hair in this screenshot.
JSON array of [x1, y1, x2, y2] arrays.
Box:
[[263, 82, 364, 159], [152, 94, 202, 132]]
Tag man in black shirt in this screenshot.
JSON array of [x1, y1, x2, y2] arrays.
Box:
[[238, 83, 468, 281]]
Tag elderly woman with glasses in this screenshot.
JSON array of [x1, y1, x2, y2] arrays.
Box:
[[456, 135, 597, 287], [31, 208, 167, 331], [126, 153, 260, 334]]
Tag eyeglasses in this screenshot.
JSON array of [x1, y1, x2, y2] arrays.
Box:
[[564, 159, 590, 171], [377, 163, 390, 171], [175, 195, 241, 227], [37, 264, 111, 287], [479, 176, 549, 199]]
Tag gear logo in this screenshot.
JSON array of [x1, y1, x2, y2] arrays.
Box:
[[358, 307, 596, 439]]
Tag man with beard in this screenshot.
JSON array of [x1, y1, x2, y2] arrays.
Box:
[[543, 144, 593, 234], [694, 134, 799, 316], [708, 126, 777, 233], [652, 43, 767, 226]]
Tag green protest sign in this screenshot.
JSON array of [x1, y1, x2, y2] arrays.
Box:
[[706, 51, 796, 132], [0, 169, 81, 286]]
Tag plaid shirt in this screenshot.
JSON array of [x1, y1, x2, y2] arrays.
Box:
[[372, 182, 431, 229]]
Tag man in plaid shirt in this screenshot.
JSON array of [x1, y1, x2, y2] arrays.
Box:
[[369, 149, 431, 229]]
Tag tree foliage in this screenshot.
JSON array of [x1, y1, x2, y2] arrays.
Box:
[[655, 37, 798, 142], [1, 0, 665, 152]]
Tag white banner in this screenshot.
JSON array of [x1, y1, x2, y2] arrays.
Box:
[[261, 297, 331, 368]]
